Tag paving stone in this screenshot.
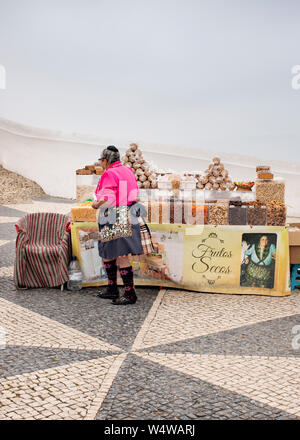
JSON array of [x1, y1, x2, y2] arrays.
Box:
[[96, 354, 299, 420], [0, 199, 300, 420], [146, 314, 300, 357]]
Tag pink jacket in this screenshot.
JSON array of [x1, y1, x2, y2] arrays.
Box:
[[95, 161, 139, 206]]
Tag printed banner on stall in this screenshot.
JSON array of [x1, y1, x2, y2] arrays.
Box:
[[71, 222, 290, 296]]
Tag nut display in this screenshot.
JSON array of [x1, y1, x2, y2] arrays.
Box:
[[169, 199, 183, 224], [255, 179, 285, 204], [72, 203, 97, 222], [128, 154, 136, 163], [256, 166, 270, 172], [193, 157, 234, 191], [182, 202, 208, 225], [228, 183, 236, 191], [168, 174, 181, 190], [129, 143, 138, 152], [76, 169, 93, 175], [234, 181, 254, 192], [148, 201, 160, 223], [208, 202, 229, 225], [122, 143, 158, 189], [247, 201, 267, 225], [257, 172, 274, 180], [267, 201, 286, 226], [228, 201, 248, 225]]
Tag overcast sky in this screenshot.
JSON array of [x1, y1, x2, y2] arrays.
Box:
[[0, 0, 300, 161]]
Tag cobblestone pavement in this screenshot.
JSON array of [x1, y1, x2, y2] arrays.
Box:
[[0, 197, 299, 420]]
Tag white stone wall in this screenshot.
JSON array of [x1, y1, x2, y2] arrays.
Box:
[[0, 119, 105, 199]]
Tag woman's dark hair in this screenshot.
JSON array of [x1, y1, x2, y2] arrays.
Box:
[[100, 145, 120, 164]]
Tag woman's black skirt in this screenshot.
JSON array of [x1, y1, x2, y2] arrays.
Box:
[[97, 204, 144, 259]]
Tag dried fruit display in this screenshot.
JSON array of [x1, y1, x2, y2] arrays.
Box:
[[257, 172, 274, 180], [196, 157, 235, 191], [208, 202, 229, 225], [256, 179, 285, 204], [76, 169, 93, 175], [247, 201, 267, 225], [71, 202, 97, 222], [267, 201, 286, 226], [228, 201, 248, 225], [122, 143, 158, 189], [182, 202, 208, 225], [234, 181, 255, 192], [169, 199, 183, 224], [256, 165, 274, 180], [256, 166, 271, 172]]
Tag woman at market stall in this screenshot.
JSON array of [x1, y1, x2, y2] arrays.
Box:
[[92, 145, 144, 305], [242, 235, 276, 289]]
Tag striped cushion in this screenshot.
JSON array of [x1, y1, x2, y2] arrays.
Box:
[[14, 213, 71, 289]]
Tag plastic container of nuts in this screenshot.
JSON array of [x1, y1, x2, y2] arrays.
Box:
[[247, 201, 267, 226], [228, 201, 248, 225], [208, 201, 229, 225], [255, 178, 285, 204], [181, 202, 208, 225], [267, 201, 286, 226], [170, 198, 183, 224]]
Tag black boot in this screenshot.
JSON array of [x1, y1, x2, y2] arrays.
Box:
[[112, 294, 136, 305], [98, 284, 119, 299], [112, 266, 137, 305], [98, 259, 119, 299]]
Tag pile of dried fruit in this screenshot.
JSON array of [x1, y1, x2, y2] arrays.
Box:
[[122, 143, 158, 189], [196, 157, 235, 191]]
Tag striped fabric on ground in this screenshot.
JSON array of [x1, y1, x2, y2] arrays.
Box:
[[14, 212, 71, 289]]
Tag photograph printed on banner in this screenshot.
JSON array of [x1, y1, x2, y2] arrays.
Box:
[[240, 233, 277, 289]]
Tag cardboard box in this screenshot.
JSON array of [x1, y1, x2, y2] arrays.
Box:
[[288, 223, 300, 264], [290, 247, 300, 264]]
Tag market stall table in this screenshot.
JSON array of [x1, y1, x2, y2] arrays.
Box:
[[71, 151, 291, 297], [71, 221, 290, 297]]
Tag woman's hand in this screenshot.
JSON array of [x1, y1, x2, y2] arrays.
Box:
[[92, 200, 101, 209], [245, 257, 249, 265]]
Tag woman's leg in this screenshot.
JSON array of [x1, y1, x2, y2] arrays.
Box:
[[116, 255, 130, 268], [113, 255, 137, 305], [98, 257, 119, 299]]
